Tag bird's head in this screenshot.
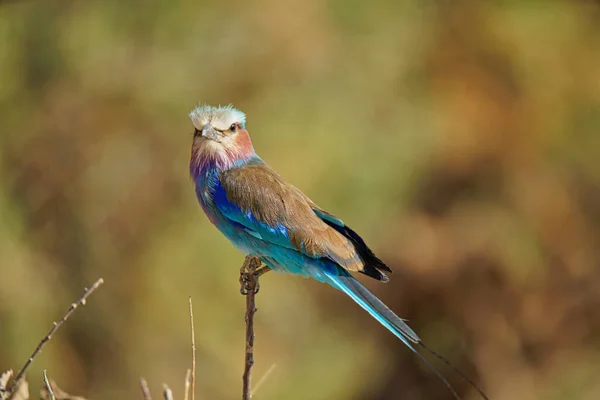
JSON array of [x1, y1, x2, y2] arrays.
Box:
[[189, 104, 255, 175]]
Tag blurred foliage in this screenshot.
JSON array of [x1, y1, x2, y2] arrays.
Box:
[[1, 0, 600, 399]]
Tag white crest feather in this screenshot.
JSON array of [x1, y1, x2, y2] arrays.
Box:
[[189, 104, 246, 131]]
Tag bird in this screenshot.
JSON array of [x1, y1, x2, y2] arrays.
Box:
[[189, 104, 487, 400]]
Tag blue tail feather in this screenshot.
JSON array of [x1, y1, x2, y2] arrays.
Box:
[[325, 272, 462, 400], [326, 273, 420, 344]]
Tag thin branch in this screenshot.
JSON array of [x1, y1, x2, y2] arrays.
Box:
[[140, 378, 153, 400], [8, 278, 104, 398], [188, 297, 196, 400], [240, 256, 262, 400], [42, 370, 55, 400], [251, 363, 277, 397]]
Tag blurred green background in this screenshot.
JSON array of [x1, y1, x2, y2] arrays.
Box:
[[1, 0, 600, 399]]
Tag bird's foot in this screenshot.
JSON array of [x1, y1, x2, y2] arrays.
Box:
[[239, 273, 254, 295], [239, 256, 270, 295]]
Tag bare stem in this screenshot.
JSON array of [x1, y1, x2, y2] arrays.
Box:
[[42, 370, 55, 400], [140, 378, 153, 400], [162, 384, 173, 400], [8, 278, 104, 399], [188, 297, 196, 400], [183, 370, 191, 400], [240, 256, 262, 400]]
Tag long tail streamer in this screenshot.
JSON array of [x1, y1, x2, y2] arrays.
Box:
[[326, 272, 489, 400]]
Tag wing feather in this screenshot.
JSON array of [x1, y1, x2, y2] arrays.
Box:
[[218, 165, 361, 270]]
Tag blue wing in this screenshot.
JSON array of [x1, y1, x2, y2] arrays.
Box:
[[212, 177, 294, 248]]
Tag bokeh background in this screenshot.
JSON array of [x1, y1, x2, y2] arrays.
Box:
[[1, 1, 600, 399]]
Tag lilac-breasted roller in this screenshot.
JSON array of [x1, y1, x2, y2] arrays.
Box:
[[189, 105, 487, 400]]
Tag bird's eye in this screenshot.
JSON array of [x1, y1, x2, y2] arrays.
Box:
[[230, 123, 237, 132], [193, 127, 201, 137]]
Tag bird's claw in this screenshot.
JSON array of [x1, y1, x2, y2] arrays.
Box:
[[239, 257, 260, 295], [239, 258, 269, 295], [239, 273, 260, 295]]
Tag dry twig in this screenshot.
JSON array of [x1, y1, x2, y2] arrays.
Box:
[[140, 378, 153, 400], [162, 384, 173, 400], [42, 370, 55, 400], [183, 370, 191, 400], [8, 278, 104, 399], [188, 298, 196, 400], [239, 256, 263, 400]]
